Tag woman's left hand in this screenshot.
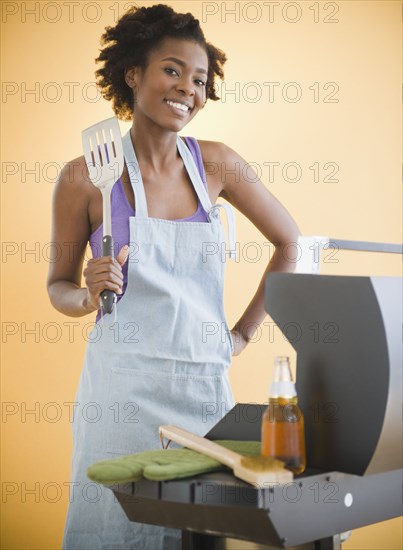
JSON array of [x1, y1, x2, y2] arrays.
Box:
[[230, 330, 249, 356]]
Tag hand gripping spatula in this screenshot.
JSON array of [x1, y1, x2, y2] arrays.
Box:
[[82, 117, 124, 314]]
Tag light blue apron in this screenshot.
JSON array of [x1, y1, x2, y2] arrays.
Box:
[[63, 131, 236, 549]]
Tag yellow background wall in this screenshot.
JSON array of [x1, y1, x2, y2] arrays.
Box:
[[1, 1, 401, 548]]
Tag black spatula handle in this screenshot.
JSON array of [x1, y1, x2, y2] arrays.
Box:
[[101, 235, 116, 314]]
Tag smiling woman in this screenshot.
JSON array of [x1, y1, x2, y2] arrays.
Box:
[[46, 3, 300, 550]]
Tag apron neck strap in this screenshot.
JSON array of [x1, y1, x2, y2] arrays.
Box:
[[122, 129, 237, 261], [177, 138, 237, 260], [176, 136, 213, 213], [122, 130, 149, 218], [122, 130, 214, 218]]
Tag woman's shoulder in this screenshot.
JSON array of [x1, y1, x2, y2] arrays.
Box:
[[55, 154, 97, 198], [192, 139, 243, 196], [58, 154, 89, 184], [196, 139, 235, 164]]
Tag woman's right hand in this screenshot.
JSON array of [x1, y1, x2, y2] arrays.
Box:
[[83, 245, 130, 311]]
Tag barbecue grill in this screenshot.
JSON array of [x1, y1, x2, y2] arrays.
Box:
[[109, 239, 402, 549]]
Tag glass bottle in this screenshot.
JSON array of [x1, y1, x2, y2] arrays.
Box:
[[261, 356, 306, 474]]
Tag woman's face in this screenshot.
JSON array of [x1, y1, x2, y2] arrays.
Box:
[[126, 37, 208, 133]]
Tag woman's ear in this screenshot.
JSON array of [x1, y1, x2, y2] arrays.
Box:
[[124, 67, 138, 88]]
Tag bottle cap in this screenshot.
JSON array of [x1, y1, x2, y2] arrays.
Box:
[[269, 356, 297, 398]]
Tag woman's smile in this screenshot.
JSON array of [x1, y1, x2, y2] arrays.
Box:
[[164, 98, 192, 115]]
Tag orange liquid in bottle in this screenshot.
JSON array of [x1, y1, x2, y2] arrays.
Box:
[[261, 397, 306, 475]]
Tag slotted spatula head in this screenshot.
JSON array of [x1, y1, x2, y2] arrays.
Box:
[[82, 117, 124, 189], [81, 117, 124, 315]]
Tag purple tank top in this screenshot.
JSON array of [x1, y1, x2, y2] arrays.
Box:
[[89, 136, 209, 319]]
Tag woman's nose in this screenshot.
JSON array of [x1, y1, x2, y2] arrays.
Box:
[[176, 77, 195, 96]]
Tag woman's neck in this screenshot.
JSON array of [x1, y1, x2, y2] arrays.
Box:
[[130, 121, 180, 173]]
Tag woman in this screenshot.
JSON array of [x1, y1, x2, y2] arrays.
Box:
[[47, 4, 300, 549]]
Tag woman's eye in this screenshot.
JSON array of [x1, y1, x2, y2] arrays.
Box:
[[164, 67, 179, 76], [164, 67, 206, 87]]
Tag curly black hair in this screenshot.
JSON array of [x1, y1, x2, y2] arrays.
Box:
[[95, 4, 227, 121]]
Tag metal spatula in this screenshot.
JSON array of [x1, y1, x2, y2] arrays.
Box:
[[82, 117, 124, 314]]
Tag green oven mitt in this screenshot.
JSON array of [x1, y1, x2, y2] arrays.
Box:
[[87, 440, 261, 485]]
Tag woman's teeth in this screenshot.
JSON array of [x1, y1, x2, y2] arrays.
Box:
[[166, 100, 190, 113]]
